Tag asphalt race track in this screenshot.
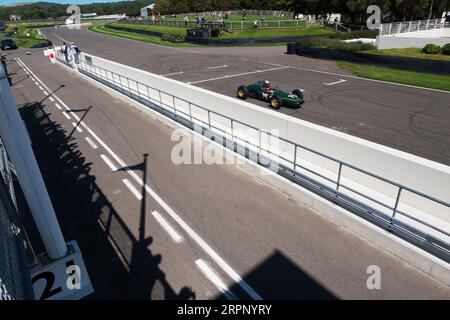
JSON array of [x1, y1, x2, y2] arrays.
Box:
[[5, 30, 450, 299], [42, 27, 450, 166]]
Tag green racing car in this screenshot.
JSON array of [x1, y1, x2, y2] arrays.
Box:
[[237, 80, 304, 109]]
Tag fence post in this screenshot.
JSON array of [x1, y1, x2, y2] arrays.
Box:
[[390, 187, 403, 229]]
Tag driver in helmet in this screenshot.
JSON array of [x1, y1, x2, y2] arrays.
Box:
[[261, 80, 273, 99]]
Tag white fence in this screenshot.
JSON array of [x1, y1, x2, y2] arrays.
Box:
[[123, 18, 324, 31], [173, 10, 295, 18], [380, 19, 446, 36]]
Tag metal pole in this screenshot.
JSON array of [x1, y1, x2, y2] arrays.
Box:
[[392, 187, 403, 218], [0, 65, 67, 259]]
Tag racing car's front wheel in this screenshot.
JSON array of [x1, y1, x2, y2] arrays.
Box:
[[292, 89, 304, 100], [270, 96, 282, 109], [237, 85, 249, 99]]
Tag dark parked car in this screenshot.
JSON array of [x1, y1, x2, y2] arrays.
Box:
[[1, 38, 18, 51]]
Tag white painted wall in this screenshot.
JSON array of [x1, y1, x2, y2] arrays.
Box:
[[377, 35, 450, 49], [75, 53, 450, 242]]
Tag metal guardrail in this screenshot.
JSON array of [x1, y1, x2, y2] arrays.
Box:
[[57, 52, 449, 262], [380, 19, 446, 36]]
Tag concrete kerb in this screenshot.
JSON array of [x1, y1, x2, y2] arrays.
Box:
[[55, 59, 450, 287]]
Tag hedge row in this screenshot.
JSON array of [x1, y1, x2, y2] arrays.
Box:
[[296, 37, 375, 52]]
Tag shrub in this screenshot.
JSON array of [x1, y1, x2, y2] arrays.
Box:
[[161, 34, 185, 43], [422, 43, 441, 54], [297, 37, 375, 51], [330, 29, 378, 40], [442, 43, 450, 55]]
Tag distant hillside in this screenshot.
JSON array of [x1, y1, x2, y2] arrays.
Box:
[[0, 1, 154, 21]]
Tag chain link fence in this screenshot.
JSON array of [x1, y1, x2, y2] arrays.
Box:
[[0, 136, 34, 300]]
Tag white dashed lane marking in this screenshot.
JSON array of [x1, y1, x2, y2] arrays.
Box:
[[195, 259, 238, 300], [72, 122, 83, 133], [62, 111, 71, 120], [324, 79, 347, 86], [100, 154, 118, 172], [151, 211, 183, 243], [122, 178, 142, 200], [85, 136, 98, 149]]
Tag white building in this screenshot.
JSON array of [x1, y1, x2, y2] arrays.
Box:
[[9, 15, 21, 21], [141, 4, 156, 18]]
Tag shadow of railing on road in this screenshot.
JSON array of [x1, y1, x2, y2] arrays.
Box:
[[19, 100, 195, 300]]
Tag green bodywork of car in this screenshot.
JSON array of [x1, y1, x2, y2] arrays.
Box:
[[237, 80, 304, 109]]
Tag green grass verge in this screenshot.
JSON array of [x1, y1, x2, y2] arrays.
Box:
[[337, 61, 450, 91], [363, 47, 450, 62], [89, 24, 200, 47], [1, 26, 46, 48], [113, 22, 335, 39]]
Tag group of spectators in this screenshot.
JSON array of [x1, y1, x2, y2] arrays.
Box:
[[60, 41, 81, 65], [182, 11, 232, 28]]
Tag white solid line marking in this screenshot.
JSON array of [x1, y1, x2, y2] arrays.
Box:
[[62, 111, 71, 120], [162, 71, 184, 77], [324, 79, 347, 86], [49, 97, 55, 102], [100, 154, 118, 172], [151, 211, 183, 243], [17, 58, 263, 301], [207, 65, 228, 70], [72, 122, 83, 133], [85, 136, 98, 149], [195, 259, 238, 300], [122, 179, 142, 200], [55, 103, 62, 110], [255, 61, 285, 67], [188, 66, 290, 84]]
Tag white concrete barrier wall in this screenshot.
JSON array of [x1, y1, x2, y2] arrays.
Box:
[[377, 35, 450, 49], [76, 52, 450, 242]]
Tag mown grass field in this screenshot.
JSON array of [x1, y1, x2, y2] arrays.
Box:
[[89, 24, 200, 47], [1, 25, 46, 48], [111, 22, 334, 39], [337, 61, 450, 91]]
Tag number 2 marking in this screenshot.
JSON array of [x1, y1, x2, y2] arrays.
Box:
[[31, 272, 62, 300]]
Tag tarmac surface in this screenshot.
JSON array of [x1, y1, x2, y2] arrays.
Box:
[[41, 27, 450, 166], [5, 46, 449, 299]]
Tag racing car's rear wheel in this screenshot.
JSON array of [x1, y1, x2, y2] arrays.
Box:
[[237, 85, 249, 99], [292, 89, 304, 100], [270, 96, 282, 109]]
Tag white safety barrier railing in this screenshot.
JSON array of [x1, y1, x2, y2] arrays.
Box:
[[380, 19, 446, 36], [122, 18, 321, 31], [54, 51, 450, 262]]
